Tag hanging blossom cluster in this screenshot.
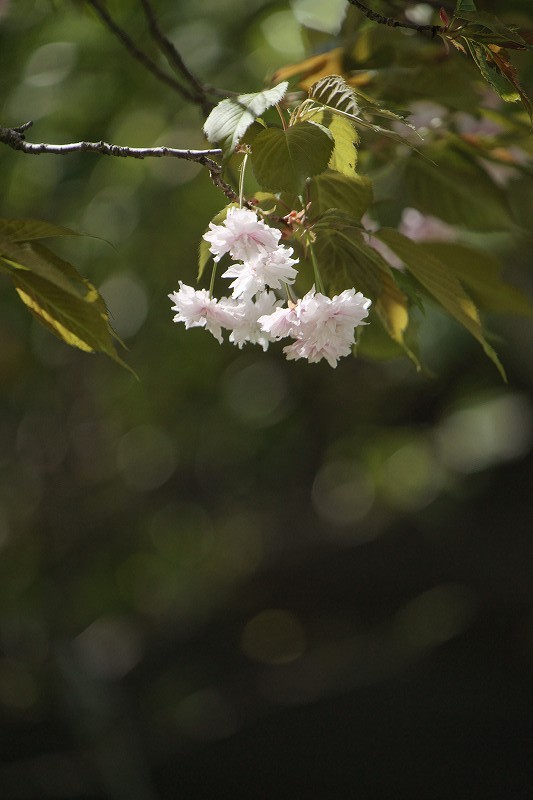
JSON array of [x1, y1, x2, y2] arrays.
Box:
[[169, 207, 372, 368]]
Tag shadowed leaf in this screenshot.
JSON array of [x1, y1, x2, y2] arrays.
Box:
[[375, 228, 506, 379], [251, 122, 333, 194]]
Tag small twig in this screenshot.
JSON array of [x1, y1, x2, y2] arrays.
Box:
[[347, 0, 445, 37], [0, 122, 245, 201], [86, 0, 198, 103], [138, 0, 208, 104]]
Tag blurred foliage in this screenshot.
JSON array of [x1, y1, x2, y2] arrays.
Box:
[[0, 2, 532, 799]]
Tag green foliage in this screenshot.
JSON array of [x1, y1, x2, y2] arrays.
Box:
[[203, 82, 288, 156], [304, 110, 359, 176], [309, 172, 372, 220], [421, 241, 532, 315], [375, 229, 506, 379], [306, 74, 420, 149], [0, 220, 125, 368], [251, 122, 334, 193], [1, 0, 532, 379], [401, 147, 516, 232]]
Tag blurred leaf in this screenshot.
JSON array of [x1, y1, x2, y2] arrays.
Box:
[[271, 48, 345, 91], [0, 218, 79, 242], [465, 40, 532, 120], [455, 11, 530, 49], [203, 82, 288, 156], [0, 237, 127, 368], [420, 242, 533, 315], [309, 172, 373, 220], [251, 122, 333, 193], [455, 0, 477, 12], [375, 229, 506, 379], [403, 147, 516, 231]]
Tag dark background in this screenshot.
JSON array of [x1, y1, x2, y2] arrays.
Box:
[[0, 1, 532, 797]]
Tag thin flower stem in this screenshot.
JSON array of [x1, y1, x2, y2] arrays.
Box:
[[308, 241, 325, 296], [209, 259, 217, 298], [238, 153, 248, 209]]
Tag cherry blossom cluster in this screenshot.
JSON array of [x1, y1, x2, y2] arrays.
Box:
[[169, 207, 372, 368]]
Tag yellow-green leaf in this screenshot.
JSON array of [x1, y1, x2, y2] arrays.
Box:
[[0, 239, 127, 369], [304, 109, 358, 176]]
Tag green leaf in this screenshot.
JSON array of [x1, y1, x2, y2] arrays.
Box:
[[465, 41, 532, 121], [419, 242, 532, 315], [304, 109, 359, 176], [403, 147, 515, 231], [455, 0, 476, 12], [203, 82, 288, 156], [309, 172, 373, 221], [0, 238, 127, 368], [456, 11, 530, 49], [314, 223, 420, 367], [375, 228, 506, 379], [0, 218, 79, 242], [197, 203, 237, 281], [251, 122, 334, 194], [308, 74, 421, 149]]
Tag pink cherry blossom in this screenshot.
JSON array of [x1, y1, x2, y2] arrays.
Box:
[[169, 283, 237, 343], [222, 245, 298, 299], [203, 207, 282, 263], [226, 291, 281, 351]]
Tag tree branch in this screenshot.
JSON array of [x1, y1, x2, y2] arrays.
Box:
[[85, 0, 199, 103], [138, 0, 209, 106], [0, 122, 242, 202], [347, 0, 445, 36]]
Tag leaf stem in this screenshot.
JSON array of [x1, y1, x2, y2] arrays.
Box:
[[275, 103, 288, 131]]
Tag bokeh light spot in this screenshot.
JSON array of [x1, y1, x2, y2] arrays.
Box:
[[241, 609, 306, 665], [312, 458, 375, 527], [116, 425, 177, 491], [99, 272, 148, 340]]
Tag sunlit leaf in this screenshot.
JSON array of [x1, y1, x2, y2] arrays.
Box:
[[203, 82, 288, 156], [375, 228, 506, 379], [304, 109, 359, 176], [0, 237, 127, 368], [307, 74, 421, 149], [271, 48, 345, 91], [251, 122, 333, 194]]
